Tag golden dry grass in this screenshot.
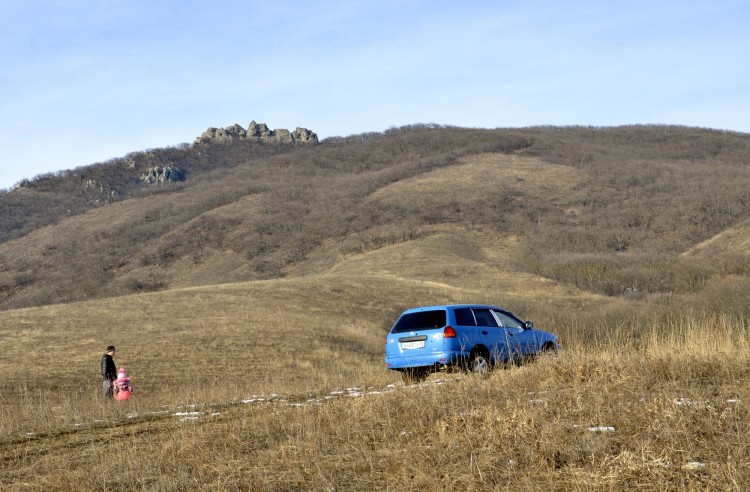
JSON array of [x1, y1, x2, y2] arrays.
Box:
[[2, 129, 750, 489], [2, 229, 750, 489], [682, 219, 750, 260], [368, 153, 587, 206]]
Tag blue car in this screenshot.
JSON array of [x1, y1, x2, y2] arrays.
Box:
[[384, 304, 560, 383]]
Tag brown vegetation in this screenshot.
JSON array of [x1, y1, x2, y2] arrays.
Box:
[[2, 125, 749, 311], [1, 124, 750, 489]]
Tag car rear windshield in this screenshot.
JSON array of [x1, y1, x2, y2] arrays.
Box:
[[391, 310, 447, 333]]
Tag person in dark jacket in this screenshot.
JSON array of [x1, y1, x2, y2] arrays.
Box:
[[101, 345, 117, 399]]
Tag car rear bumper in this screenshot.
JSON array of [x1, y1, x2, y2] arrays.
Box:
[[384, 350, 465, 370]]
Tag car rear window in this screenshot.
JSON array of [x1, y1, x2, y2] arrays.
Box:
[[391, 310, 447, 333]]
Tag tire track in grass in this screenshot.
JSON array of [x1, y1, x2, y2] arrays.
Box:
[[3, 374, 740, 478], [0, 380, 409, 471]]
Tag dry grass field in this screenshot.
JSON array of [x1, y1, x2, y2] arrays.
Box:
[[2, 230, 750, 490], [2, 126, 750, 489]]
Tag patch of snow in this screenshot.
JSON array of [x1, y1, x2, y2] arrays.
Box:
[[174, 411, 204, 417], [241, 397, 267, 404], [682, 462, 707, 470], [458, 411, 480, 417], [674, 398, 705, 407], [588, 426, 615, 433]]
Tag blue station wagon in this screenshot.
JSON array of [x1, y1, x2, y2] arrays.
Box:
[[384, 304, 560, 383]]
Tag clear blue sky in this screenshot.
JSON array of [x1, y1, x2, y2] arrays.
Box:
[[1, 0, 748, 190]]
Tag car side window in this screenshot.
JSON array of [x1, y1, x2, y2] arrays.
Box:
[[454, 308, 476, 326], [492, 310, 523, 329], [472, 309, 499, 327]]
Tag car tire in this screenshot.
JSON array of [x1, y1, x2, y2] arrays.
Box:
[[469, 349, 490, 377], [401, 367, 429, 384], [540, 342, 558, 356]]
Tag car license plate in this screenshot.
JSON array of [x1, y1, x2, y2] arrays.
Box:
[[402, 340, 425, 350]]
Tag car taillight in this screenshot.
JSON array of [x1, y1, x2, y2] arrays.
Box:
[[444, 326, 457, 338]]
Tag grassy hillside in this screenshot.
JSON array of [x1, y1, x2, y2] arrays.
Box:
[[1, 124, 750, 489], [2, 125, 749, 312]]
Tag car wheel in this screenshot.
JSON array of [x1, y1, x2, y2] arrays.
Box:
[[540, 342, 558, 356], [469, 349, 490, 377], [401, 367, 429, 384]]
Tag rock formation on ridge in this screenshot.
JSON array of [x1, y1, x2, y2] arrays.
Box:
[[194, 120, 318, 145]]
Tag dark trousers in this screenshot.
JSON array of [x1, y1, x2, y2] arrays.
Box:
[[102, 380, 114, 399]]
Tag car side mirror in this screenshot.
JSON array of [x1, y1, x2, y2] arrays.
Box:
[[523, 321, 534, 330]]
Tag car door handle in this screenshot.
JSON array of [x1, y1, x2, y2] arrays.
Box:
[[482, 331, 488, 335], [508, 333, 516, 336]]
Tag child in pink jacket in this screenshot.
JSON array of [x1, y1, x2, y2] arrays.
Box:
[[113, 368, 134, 401]]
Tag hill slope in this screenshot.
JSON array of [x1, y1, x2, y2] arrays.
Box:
[[2, 125, 750, 489], [1, 220, 748, 489], [1, 125, 749, 312]]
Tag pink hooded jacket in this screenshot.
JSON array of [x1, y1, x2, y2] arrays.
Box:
[[113, 368, 134, 401]]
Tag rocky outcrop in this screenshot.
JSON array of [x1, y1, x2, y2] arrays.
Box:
[[194, 120, 318, 145], [141, 166, 185, 185]]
